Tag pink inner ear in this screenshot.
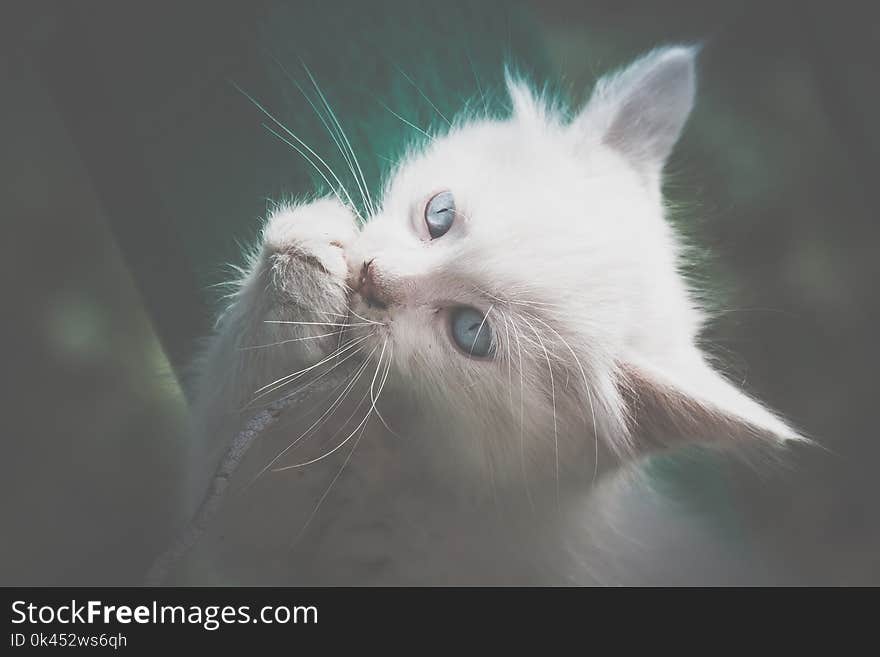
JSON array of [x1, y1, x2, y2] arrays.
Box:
[[617, 363, 792, 453]]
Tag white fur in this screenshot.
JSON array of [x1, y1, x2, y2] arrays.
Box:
[[185, 46, 802, 584]]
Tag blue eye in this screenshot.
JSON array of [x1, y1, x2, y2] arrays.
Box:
[[425, 191, 455, 238], [450, 307, 494, 358]]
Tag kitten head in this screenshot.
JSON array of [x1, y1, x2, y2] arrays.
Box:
[[345, 46, 802, 479]]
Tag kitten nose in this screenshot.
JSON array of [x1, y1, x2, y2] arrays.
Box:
[[355, 259, 389, 309]]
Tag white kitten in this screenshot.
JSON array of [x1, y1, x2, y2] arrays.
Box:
[[183, 46, 802, 584]]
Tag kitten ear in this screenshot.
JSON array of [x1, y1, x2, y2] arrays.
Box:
[[505, 69, 543, 122], [617, 356, 804, 454], [573, 45, 698, 174]]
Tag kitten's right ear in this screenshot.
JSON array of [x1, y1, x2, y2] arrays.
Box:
[[571, 45, 698, 176]]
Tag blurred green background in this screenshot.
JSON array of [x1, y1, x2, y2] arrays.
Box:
[[2, 0, 878, 584]]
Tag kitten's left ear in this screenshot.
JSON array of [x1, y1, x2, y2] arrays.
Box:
[[572, 45, 698, 175], [616, 356, 805, 454]]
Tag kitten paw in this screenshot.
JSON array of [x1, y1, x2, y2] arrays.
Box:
[[262, 198, 358, 282]]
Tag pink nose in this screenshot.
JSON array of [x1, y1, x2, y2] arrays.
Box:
[[355, 259, 389, 309]]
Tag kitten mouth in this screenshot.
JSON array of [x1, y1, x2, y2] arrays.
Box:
[[361, 292, 388, 311], [350, 291, 391, 323]]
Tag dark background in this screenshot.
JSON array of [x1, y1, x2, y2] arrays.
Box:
[[1, 0, 878, 584]]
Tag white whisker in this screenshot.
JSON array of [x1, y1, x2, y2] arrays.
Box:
[[506, 316, 535, 511], [247, 343, 365, 405], [231, 81, 362, 219], [293, 414, 371, 544], [521, 316, 559, 507], [275, 336, 390, 471], [377, 99, 435, 141], [264, 320, 374, 327], [394, 64, 452, 126], [301, 61, 377, 218], [344, 306, 384, 326], [370, 339, 400, 438], [252, 344, 378, 482], [268, 52, 370, 224], [238, 330, 346, 351], [469, 304, 494, 356], [250, 333, 372, 400], [526, 313, 601, 485]]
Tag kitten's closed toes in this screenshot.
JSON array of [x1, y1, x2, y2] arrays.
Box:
[[244, 198, 361, 361], [262, 198, 358, 282]]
